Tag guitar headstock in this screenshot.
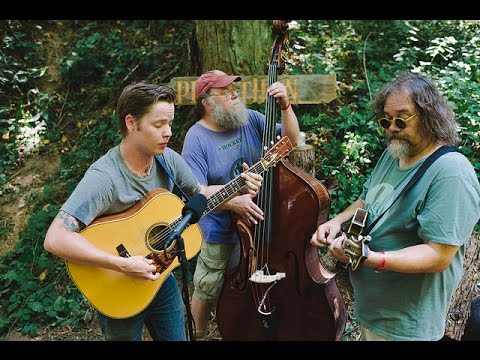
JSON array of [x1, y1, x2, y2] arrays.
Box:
[[261, 136, 293, 169]]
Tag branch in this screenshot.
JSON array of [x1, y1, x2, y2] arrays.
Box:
[[363, 32, 372, 101], [57, 81, 70, 127]]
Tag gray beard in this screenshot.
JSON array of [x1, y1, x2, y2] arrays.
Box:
[[387, 138, 411, 159], [208, 98, 248, 130]]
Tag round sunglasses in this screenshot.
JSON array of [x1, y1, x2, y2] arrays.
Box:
[[377, 114, 416, 129]]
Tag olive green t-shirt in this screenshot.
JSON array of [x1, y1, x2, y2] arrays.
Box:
[[351, 149, 480, 341]]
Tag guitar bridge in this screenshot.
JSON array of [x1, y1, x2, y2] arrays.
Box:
[[148, 252, 176, 274]]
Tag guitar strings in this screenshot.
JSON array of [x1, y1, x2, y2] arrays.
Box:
[[251, 57, 279, 313]]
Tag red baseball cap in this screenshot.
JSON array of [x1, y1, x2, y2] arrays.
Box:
[[195, 70, 241, 100]]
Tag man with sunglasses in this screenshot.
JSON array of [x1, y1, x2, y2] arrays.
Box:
[[181, 69, 300, 340], [311, 73, 480, 341]]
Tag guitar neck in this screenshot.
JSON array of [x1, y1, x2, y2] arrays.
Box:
[[204, 160, 266, 215], [167, 136, 291, 232]]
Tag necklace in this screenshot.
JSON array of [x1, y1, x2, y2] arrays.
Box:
[[142, 163, 152, 176], [119, 142, 153, 177], [401, 142, 436, 168], [410, 141, 434, 157]]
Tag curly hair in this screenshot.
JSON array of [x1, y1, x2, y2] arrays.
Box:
[[372, 73, 460, 146]]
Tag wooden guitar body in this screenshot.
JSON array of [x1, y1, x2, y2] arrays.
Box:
[[67, 189, 202, 319]]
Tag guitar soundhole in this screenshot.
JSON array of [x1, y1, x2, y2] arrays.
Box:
[[146, 223, 168, 254]]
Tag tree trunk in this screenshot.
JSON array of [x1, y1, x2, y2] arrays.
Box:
[[289, 144, 316, 178], [445, 233, 480, 340], [194, 20, 272, 75]]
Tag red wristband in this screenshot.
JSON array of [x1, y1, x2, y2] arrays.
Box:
[[375, 251, 386, 273], [280, 100, 291, 111]]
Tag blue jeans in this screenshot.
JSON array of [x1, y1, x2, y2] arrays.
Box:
[[97, 273, 187, 341]]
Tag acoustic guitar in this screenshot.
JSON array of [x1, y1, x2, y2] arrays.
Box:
[[66, 136, 292, 319]]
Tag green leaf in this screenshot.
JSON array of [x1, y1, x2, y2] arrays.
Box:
[[28, 301, 44, 312]]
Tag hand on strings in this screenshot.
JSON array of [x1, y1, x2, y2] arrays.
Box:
[[328, 234, 350, 265], [267, 81, 290, 109], [310, 219, 343, 248], [119, 255, 160, 281], [229, 194, 264, 225], [239, 162, 263, 197]]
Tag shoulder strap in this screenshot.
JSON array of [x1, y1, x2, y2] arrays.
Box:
[[364, 145, 457, 234], [155, 154, 191, 201], [397, 145, 457, 198]]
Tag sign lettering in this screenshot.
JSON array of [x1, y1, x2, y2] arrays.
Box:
[[166, 74, 336, 106]]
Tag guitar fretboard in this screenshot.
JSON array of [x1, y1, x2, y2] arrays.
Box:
[[204, 161, 265, 214], [166, 137, 291, 237]]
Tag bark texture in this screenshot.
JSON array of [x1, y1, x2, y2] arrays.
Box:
[[445, 233, 480, 340]]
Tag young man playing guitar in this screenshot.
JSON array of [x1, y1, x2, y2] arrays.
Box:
[[44, 82, 263, 341]]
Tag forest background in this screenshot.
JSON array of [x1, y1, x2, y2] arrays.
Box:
[[0, 19, 479, 341]]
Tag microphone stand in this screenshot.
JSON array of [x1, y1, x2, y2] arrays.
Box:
[[171, 233, 196, 341]]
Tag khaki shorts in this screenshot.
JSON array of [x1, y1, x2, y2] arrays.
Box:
[[360, 326, 391, 341], [193, 241, 239, 301]]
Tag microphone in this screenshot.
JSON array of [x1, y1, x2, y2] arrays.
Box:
[[164, 193, 207, 249]]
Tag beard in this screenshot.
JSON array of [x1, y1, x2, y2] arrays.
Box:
[[387, 137, 411, 159], [207, 98, 248, 130]]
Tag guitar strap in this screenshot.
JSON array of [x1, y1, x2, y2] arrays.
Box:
[[364, 145, 457, 234], [155, 155, 191, 201]]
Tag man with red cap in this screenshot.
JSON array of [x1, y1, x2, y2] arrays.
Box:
[[181, 69, 300, 340]]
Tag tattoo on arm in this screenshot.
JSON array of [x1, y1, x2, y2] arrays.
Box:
[[58, 211, 85, 232]]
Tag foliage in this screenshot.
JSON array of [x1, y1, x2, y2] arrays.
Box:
[[289, 20, 480, 216], [0, 205, 91, 336], [0, 20, 196, 337], [56, 20, 195, 141], [0, 21, 58, 188]]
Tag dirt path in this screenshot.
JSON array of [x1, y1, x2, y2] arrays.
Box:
[[0, 153, 60, 257]]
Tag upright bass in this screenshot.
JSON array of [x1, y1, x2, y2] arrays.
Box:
[[216, 20, 346, 341]]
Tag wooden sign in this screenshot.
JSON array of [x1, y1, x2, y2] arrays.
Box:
[[166, 74, 336, 106]]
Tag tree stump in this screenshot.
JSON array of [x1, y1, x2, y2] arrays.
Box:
[[288, 143, 316, 177], [445, 233, 480, 340]]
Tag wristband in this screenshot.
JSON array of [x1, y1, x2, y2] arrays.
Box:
[[375, 251, 386, 273], [280, 100, 291, 111]]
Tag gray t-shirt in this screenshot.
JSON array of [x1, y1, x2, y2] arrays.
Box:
[[61, 145, 201, 227], [351, 149, 480, 340]]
